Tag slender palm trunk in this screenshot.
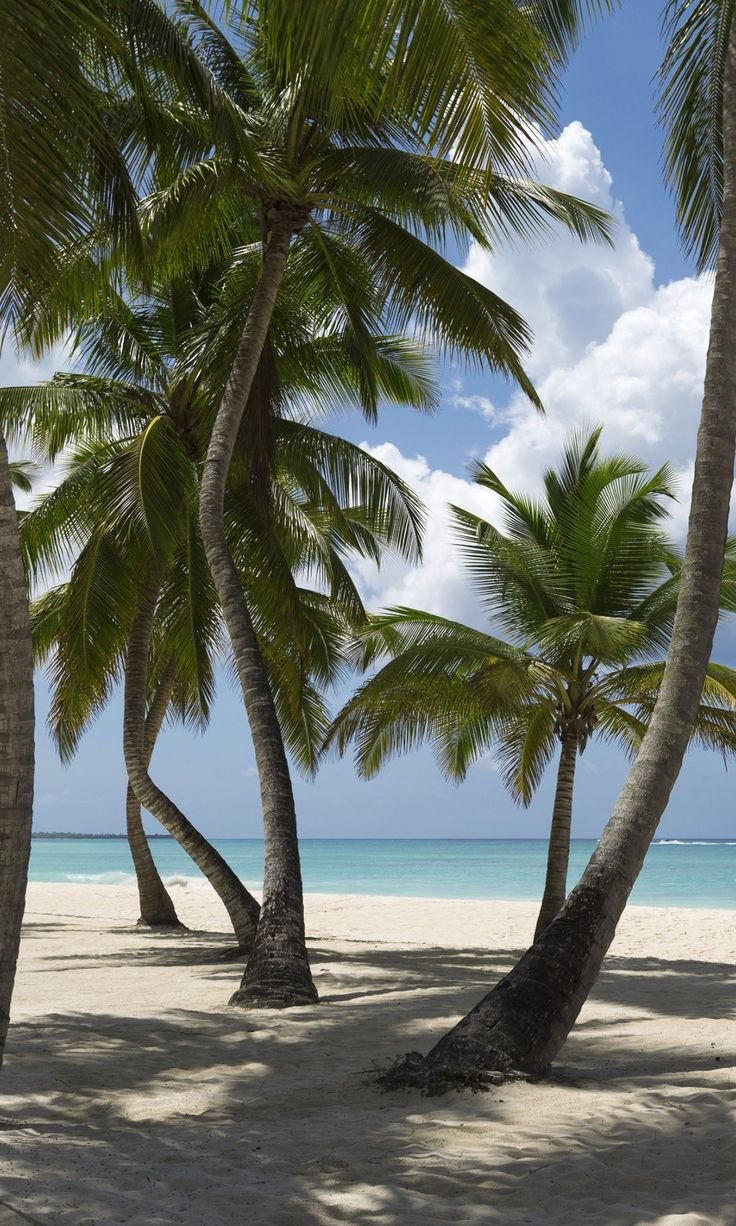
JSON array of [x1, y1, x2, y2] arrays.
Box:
[[534, 731, 577, 940], [124, 584, 260, 951], [381, 21, 736, 1095], [0, 436, 34, 1072], [199, 210, 317, 1007], [127, 660, 182, 928]]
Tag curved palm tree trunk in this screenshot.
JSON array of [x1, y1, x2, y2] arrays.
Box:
[[199, 211, 317, 1007], [381, 22, 736, 1095], [124, 584, 260, 951], [534, 731, 577, 940], [126, 659, 182, 928], [0, 436, 34, 1072]]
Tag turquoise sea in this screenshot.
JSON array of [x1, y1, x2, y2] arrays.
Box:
[[28, 837, 736, 908]]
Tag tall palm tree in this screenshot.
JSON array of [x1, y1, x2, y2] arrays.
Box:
[[380, 4, 736, 1093], [140, 0, 615, 1007], [0, 0, 281, 1075], [329, 428, 736, 939], [0, 0, 619, 1052], [3, 263, 428, 951], [0, 0, 151, 1072]]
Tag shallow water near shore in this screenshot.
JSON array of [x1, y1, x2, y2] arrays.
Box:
[[28, 836, 736, 908]]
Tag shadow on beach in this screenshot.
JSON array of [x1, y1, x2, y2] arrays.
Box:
[[1, 909, 734, 1225]]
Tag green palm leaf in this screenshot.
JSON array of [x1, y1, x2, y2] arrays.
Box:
[[658, 0, 736, 270]]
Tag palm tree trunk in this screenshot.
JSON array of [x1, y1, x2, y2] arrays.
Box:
[[124, 584, 260, 951], [534, 730, 577, 940], [0, 435, 34, 1072], [199, 209, 317, 1007], [381, 20, 736, 1095], [127, 659, 182, 928]]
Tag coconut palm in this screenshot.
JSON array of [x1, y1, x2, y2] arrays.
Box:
[[0, 0, 278, 1073], [329, 428, 736, 940], [133, 0, 616, 1008], [3, 258, 428, 949], [0, 0, 131, 1076], [0, 0, 618, 1053], [380, 4, 736, 1093]]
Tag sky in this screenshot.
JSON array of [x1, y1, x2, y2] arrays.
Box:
[[8, 5, 736, 839]]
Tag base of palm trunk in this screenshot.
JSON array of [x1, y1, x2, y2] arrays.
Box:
[[229, 891, 319, 1007], [228, 981, 319, 1008], [376, 882, 617, 1095], [229, 952, 319, 1007], [136, 915, 187, 930], [377, 1050, 531, 1096], [377, 998, 553, 1095], [136, 894, 184, 929], [229, 943, 319, 1008]]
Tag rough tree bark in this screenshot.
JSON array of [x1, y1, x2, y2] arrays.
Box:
[[126, 658, 182, 928], [124, 585, 260, 951], [199, 206, 317, 1007], [0, 436, 34, 1072], [533, 729, 577, 940], [382, 20, 736, 1094]]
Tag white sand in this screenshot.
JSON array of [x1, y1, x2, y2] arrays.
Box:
[[0, 883, 734, 1225]]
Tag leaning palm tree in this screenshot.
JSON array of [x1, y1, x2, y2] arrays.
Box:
[[380, 3, 736, 1092], [329, 428, 736, 940], [0, 0, 618, 1052], [137, 0, 614, 1007], [0, 0, 210, 1070], [6, 264, 427, 949], [0, 0, 300, 1073]]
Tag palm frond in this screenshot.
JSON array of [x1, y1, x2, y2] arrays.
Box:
[[658, 0, 736, 270]]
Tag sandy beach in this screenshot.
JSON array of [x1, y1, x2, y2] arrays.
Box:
[[0, 882, 733, 1225]]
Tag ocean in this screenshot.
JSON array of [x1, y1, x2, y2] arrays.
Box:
[[28, 837, 736, 908]]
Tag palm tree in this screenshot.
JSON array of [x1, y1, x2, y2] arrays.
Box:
[[137, 0, 616, 1007], [0, 0, 619, 1051], [379, 5, 736, 1093], [0, 0, 137, 1072], [0, 0, 280, 1074], [3, 261, 428, 950], [329, 428, 736, 940]]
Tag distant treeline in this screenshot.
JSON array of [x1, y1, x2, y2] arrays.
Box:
[[33, 832, 171, 840]]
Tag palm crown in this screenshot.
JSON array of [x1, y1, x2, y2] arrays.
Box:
[[3, 269, 427, 774]]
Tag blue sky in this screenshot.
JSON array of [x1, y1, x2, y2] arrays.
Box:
[[13, 7, 736, 838]]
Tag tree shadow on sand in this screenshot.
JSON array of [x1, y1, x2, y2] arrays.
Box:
[[1, 916, 734, 1224]]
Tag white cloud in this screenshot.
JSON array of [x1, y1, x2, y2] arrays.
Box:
[[352, 443, 497, 625], [466, 122, 656, 377], [482, 274, 712, 496], [1, 340, 70, 510], [355, 123, 714, 622], [447, 392, 498, 421]]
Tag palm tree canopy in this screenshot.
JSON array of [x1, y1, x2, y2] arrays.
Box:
[[2, 260, 430, 775], [327, 427, 736, 803], [89, 0, 614, 412], [658, 0, 736, 270]]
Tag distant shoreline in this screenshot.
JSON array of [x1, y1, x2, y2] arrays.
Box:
[[30, 833, 735, 842], [32, 832, 171, 840]]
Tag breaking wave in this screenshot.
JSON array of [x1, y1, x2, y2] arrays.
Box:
[[654, 840, 736, 846], [162, 874, 207, 888], [64, 871, 136, 885]]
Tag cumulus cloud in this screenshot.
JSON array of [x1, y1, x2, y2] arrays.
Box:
[[0, 341, 70, 510], [352, 443, 499, 625], [356, 122, 714, 622], [466, 121, 657, 377], [482, 274, 712, 497]]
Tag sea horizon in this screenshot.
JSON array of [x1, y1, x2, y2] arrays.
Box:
[[31, 832, 736, 841], [28, 835, 736, 909]]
